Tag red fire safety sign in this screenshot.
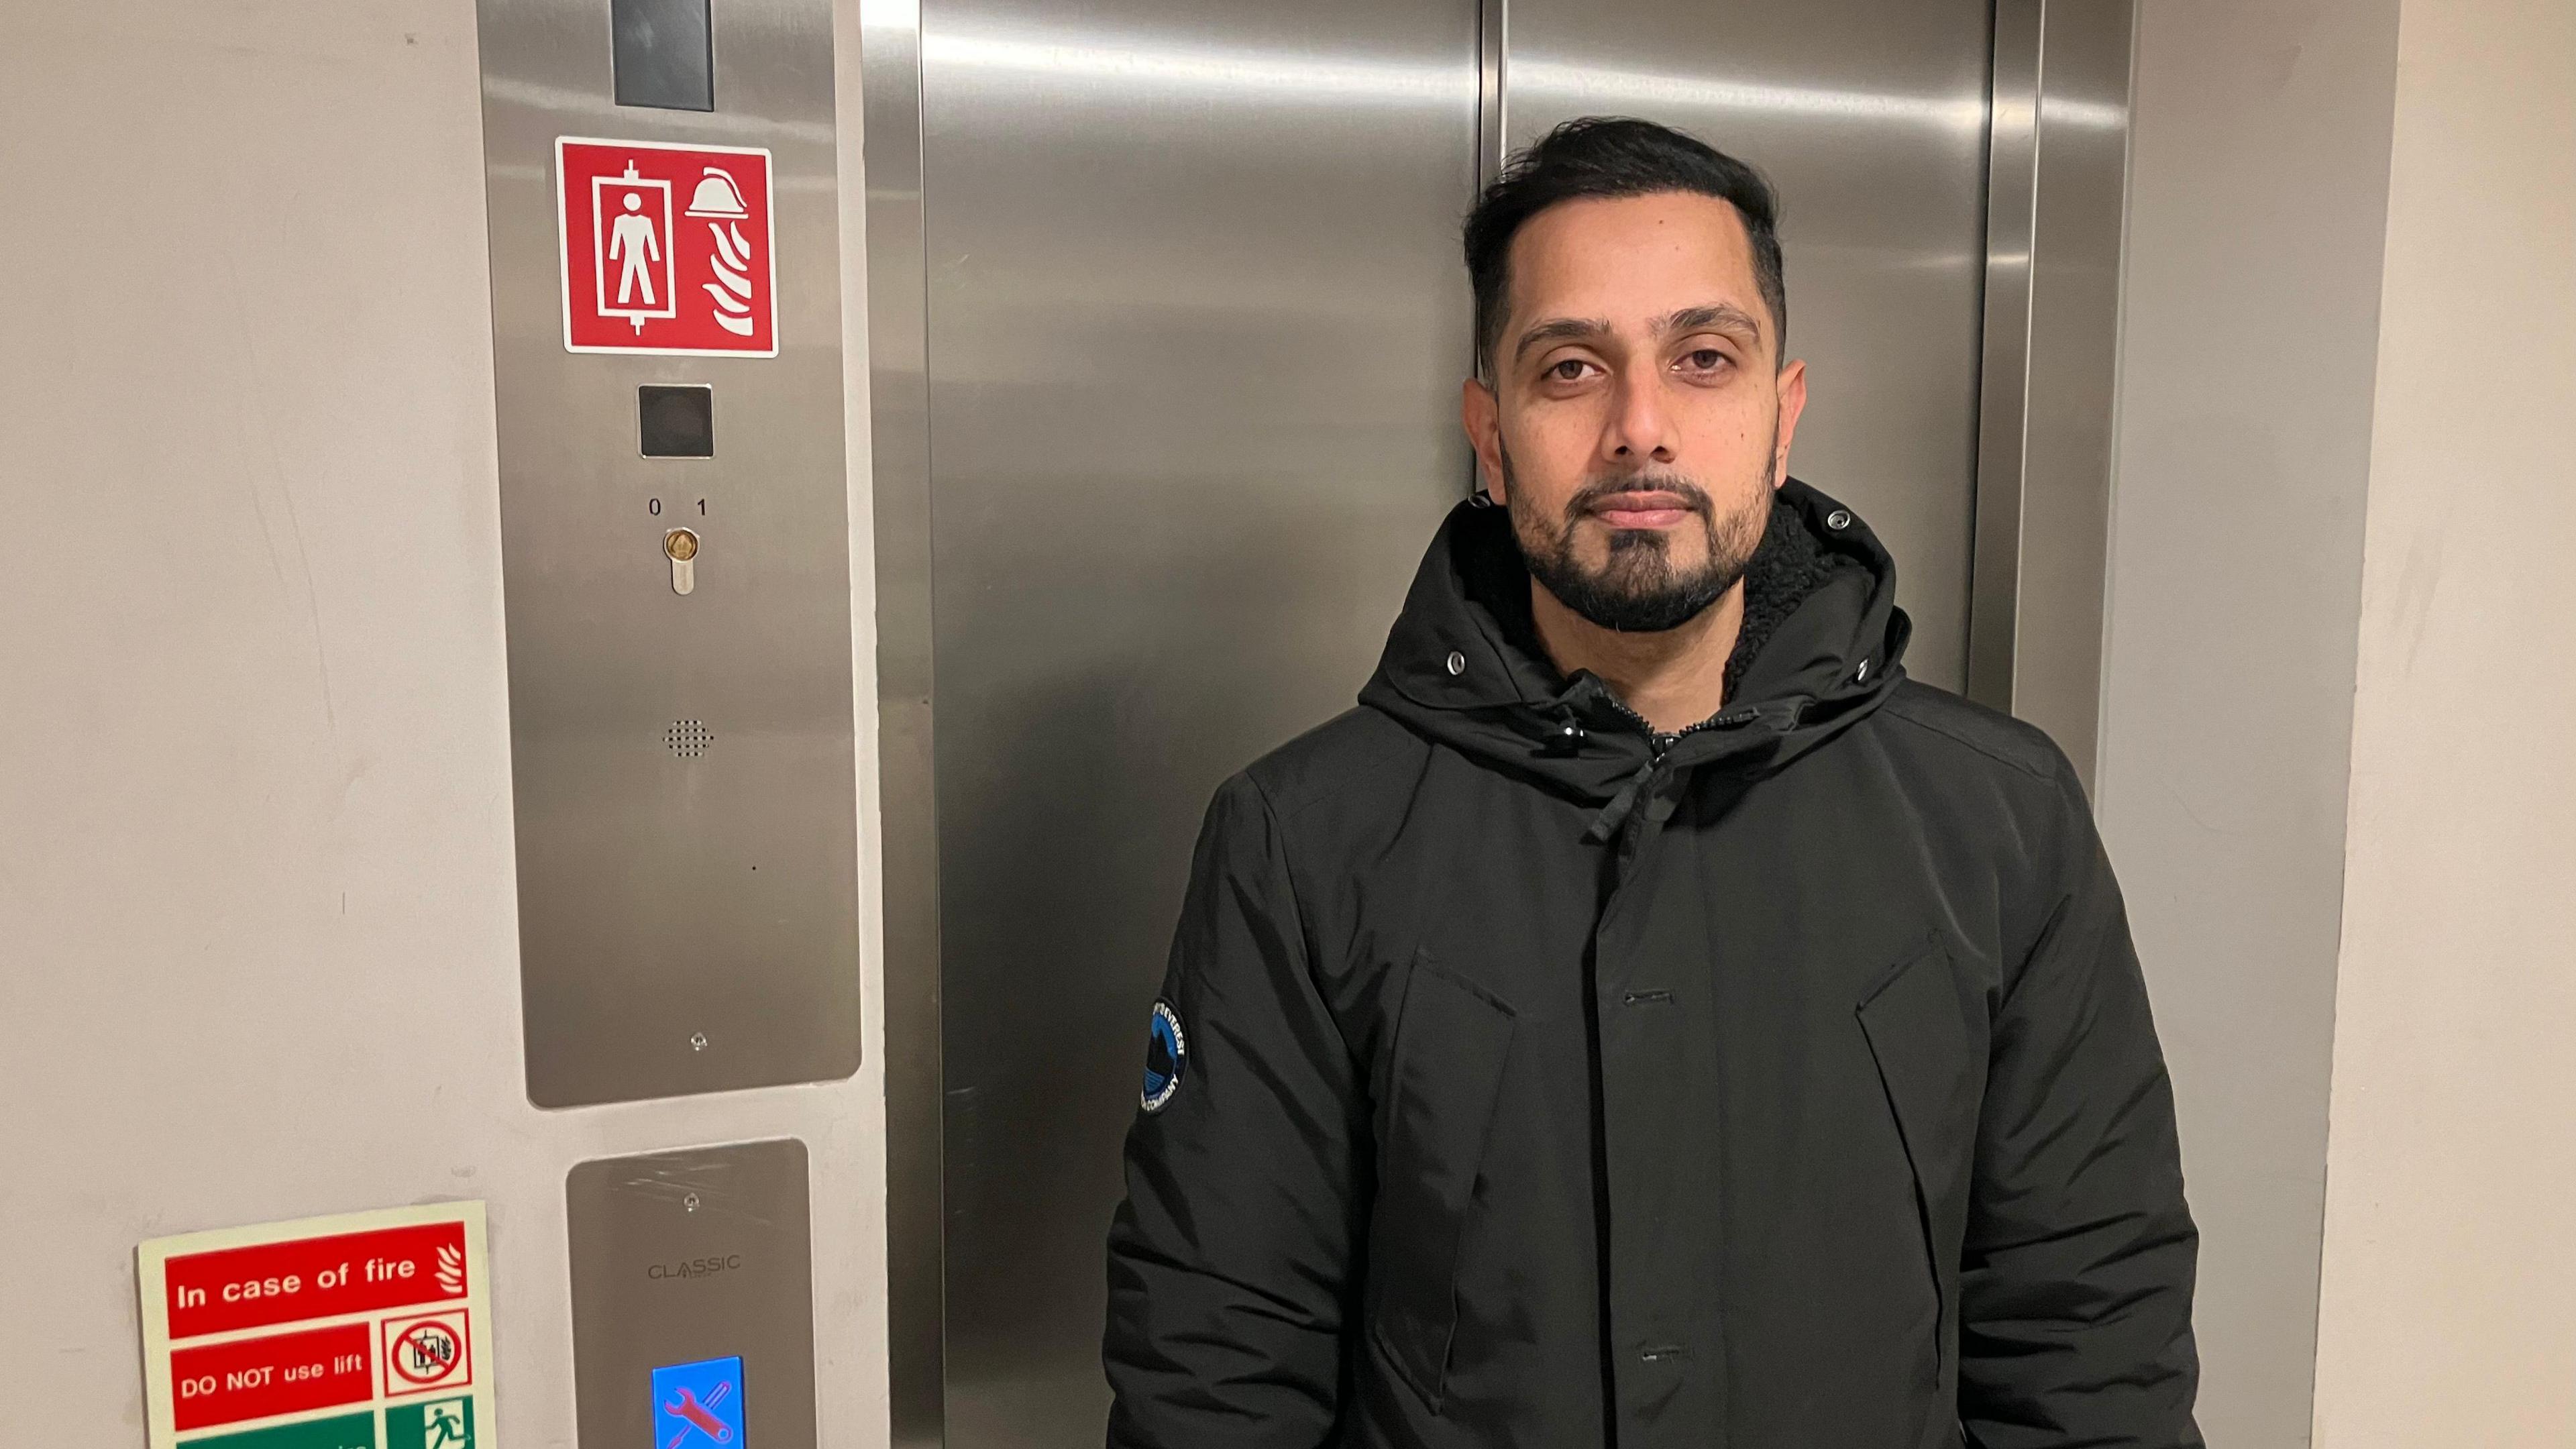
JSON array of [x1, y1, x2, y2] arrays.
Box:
[[137, 1202, 494, 1449], [556, 137, 777, 357]]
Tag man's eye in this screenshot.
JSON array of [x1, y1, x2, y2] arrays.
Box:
[[1547, 359, 1591, 382], [1681, 349, 1729, 372]]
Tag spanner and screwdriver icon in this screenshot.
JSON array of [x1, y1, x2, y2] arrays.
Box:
[[663, 1379, 734, 1447]]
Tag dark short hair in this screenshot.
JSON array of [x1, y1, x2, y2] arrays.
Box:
[[1465, 116, 1788, 379]]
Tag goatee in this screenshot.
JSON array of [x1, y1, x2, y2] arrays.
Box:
[[1502, 438, 1774, 634]]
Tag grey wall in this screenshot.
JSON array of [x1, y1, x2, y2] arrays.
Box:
[[2096, 2, 2402, 1443]]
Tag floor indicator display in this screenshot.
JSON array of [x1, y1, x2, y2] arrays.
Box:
[[653, 1356, 747, 1447], [134, 1203, 494, 1449]]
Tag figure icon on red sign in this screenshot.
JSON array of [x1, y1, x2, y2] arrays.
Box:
[[598, 165, 674, 330], [559, 139, 777, 357], [613, 193, 661, 305]]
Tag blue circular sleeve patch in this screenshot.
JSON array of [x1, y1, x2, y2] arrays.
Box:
[[1142, 1000, 1186, 1113]]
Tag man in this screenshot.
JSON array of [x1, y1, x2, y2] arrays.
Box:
[[1104, 117, 2200, 1448]]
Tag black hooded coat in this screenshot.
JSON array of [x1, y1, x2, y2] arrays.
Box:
[[1104, 480, 2201, 1448]]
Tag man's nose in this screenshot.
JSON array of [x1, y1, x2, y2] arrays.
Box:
[[1603, 370, 1678, 464]]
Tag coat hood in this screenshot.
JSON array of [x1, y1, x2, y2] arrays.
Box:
[[1356, 477, 1912, 839]]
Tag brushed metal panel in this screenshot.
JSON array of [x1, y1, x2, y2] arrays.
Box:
[[856, 1, 948, 1444], [568, 1139, 818, 1448], [2004, 0, 2133, 790], [1503, 0, 1996, 692], [478, 0, 861, 1106], [1969, 0, 2137, 790], [916, 3, 1479, 1441]]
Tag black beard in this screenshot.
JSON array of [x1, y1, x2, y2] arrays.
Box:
[[1502, 441, 1773, 634]]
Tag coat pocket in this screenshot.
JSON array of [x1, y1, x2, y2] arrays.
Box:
[[1855, 939, 1984, 1356], [1367, 953, 1517, 1411]]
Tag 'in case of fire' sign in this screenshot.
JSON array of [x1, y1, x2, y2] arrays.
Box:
[[556, 137, 777, 357]]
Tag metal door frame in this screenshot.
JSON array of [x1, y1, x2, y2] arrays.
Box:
[[860, 2, 2135, 1440], [1972, 0, 2136, 792], [857, 2, 944, 1442]]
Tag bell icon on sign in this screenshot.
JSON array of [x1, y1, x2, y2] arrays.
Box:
[[687, 166, 760, 337], [685, 168, 750, 219]]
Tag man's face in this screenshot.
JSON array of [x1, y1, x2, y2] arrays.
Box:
[[1462, 191, 1807, 633]]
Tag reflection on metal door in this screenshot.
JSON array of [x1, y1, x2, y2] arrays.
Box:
[[903, 3, 1481, 1440], [1506, 0, 1994, 690], [866, 1, 2131, 1442]]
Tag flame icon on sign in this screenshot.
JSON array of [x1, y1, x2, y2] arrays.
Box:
[[705, 224, 756, 336], [435, 1244, 466, 1294], [689, 167, 758, 338]]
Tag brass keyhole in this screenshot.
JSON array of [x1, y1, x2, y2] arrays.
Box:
[[665, 528, 700, 594]]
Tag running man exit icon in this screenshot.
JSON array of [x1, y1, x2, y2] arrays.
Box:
[[387, 1396, 475, 1449], [557, 138, 777, 357], [652, 1355, 746, 1448]]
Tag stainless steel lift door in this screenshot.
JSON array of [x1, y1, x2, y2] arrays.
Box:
[[911, 3, 1482, 1439], [870, 2, 2131, 1442]]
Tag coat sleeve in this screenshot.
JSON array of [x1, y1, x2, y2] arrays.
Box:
[[1958, 762, 2204, 1449], [1104, 772, 1366, 1448]]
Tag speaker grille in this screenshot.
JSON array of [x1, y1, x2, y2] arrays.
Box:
[[666, 719, 714, 759]]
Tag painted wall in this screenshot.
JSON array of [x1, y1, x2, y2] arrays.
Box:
[[0, 4, 890, 1444], [2097, 3, 2400, 1442], [2312, 0, 2576, 1441]]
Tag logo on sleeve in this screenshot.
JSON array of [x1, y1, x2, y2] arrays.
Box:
[[1142, 1000, 1187, 1113]]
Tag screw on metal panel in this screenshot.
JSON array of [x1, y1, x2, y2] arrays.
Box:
[[690, 1031, 709, 1051], [684, 1193, 701, 1213]]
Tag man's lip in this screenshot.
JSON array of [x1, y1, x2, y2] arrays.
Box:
[[1585, 493, 1698, 526]]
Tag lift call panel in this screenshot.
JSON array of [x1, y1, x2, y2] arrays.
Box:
[[568, 1140, 818, 1448], [477, 0, 860, 1106]]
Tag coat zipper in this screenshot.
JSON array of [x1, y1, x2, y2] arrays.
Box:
[[1601, 696, 1762, 758]]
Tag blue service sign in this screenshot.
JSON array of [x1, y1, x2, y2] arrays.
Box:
[[652, 1355, 746, 1448]]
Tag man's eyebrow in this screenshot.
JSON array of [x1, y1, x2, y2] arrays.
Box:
[[1513, 317, 1613, 363], [1660, 304, 1764, 340]]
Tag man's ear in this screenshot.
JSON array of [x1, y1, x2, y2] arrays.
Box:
[[1462, 376, 1507, 502], [1770, 358, 1809, 488]]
